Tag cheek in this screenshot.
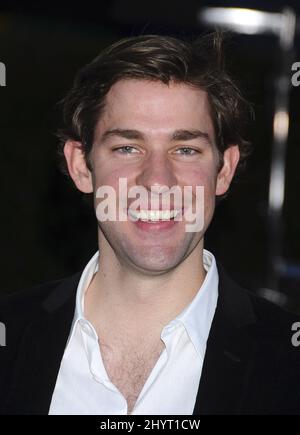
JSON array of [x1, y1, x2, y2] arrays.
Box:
[[183, 166, 217, 225], [92, 158, 136, 189], [181, 165, 217, 193]]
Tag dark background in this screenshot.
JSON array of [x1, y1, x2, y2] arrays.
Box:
[[0, 1, 299, 309]]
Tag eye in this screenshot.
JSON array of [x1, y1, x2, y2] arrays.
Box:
[[113, 145, 139, 154], [175, 147, 200, 156]]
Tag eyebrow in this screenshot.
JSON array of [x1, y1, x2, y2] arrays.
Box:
[[101, 128, 212, 145], [171, 129, 212, 144], [101, 129, 144, 141]]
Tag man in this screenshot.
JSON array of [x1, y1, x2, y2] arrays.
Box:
[[1, 33, 300, 415]]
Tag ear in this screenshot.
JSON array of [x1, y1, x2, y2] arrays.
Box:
[[215, 145, 240, 196], [63, 140, 93, 193]]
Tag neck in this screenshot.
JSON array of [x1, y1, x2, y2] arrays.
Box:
[[85, 238, 206, 337]]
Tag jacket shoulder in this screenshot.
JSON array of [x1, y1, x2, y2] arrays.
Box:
[[217, 262, 300, 332], [247, 289, 300, 334], [1, 278, 67, 318], [0, 272, 81, 326]]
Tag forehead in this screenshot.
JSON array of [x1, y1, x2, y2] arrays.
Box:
[[97, 79, 215, 139]]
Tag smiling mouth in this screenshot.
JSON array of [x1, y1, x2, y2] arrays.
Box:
[[127, 209, 182, 222]]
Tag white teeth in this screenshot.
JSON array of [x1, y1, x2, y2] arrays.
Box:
[[128, 209, 180, 222]]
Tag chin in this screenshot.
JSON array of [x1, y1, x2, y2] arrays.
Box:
[[127, 249, 183, 274]]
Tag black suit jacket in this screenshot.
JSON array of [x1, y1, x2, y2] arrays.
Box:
[[0, 264, 300, 415]]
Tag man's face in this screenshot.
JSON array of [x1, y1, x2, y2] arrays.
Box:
[[66, 79, 239, 275]]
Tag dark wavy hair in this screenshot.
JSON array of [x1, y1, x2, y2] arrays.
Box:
[[57, 32, 253, 177]]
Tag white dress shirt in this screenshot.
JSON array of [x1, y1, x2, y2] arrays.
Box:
[[49, 249, 218, 415]]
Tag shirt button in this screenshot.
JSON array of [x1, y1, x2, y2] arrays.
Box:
[[165, 324, 175, 333], [81, 321, 91, 334], [91, 372, 101, 382]]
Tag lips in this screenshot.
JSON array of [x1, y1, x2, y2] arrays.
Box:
[[127, 208, 181, 222]]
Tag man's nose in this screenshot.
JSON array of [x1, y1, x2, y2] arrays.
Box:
[[135, 151, 178, 193]]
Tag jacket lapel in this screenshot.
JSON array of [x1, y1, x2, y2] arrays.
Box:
[[3, 272, 81, 415], [193, 265, 257, 415]]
